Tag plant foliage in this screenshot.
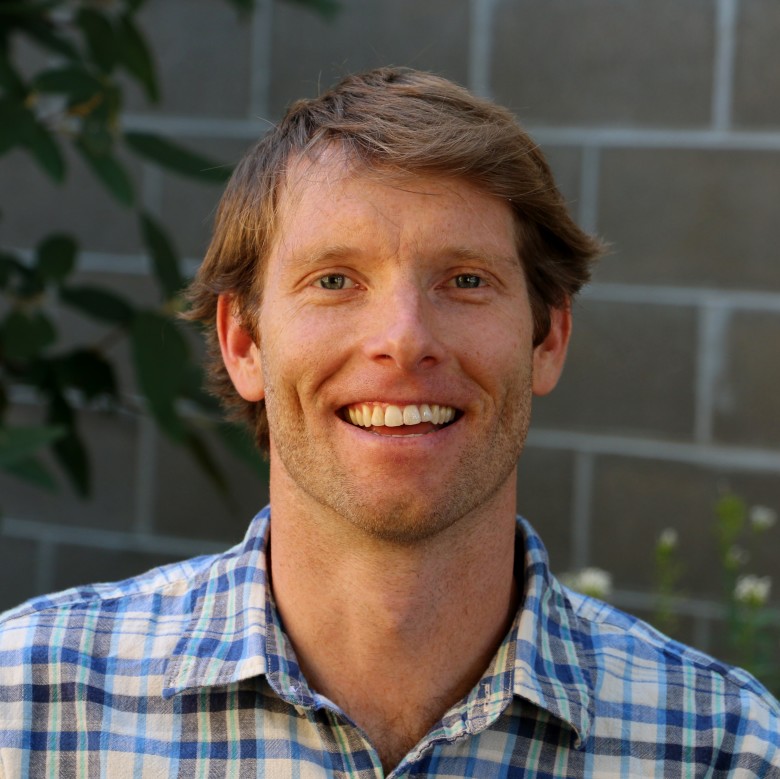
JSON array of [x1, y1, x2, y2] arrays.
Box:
[[0, 0, 333, 503]]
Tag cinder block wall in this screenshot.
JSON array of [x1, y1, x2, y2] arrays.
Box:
[[2, 0, 779, 657]]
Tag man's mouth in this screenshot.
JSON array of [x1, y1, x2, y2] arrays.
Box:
[[341, 402, 459, 434]]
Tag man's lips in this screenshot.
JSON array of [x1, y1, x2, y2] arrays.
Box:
[[341, 401, 459, 433]]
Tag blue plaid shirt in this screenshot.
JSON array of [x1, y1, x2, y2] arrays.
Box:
[[1, 507, 778, 777]]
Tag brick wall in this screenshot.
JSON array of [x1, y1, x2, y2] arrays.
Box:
[[2, 0, 778, 657]]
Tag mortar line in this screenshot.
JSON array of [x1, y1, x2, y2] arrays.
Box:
[[526, 430, 780, 472], [581, 283, 780, 311], [133, 413, 158, 535], [694, 306, 730, 444], [121, 114, 780, 150], [3, 517, 227, 558], [712, 0, 738, 131], [578, 145, 601, 234], [469, 0, 497, 98], [249, 0, 274, 120], [571, 451, 595, 570]]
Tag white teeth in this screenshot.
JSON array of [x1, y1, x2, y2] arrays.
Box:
[[403, 405, 421, 425], [346, 402, 456, 429], [384, 406, 403, 426]]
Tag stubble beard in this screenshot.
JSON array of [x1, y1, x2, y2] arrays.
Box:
[[265, 376, 533, 547]]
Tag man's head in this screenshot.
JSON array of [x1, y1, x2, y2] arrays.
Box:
[[187, 67, 602, 453]]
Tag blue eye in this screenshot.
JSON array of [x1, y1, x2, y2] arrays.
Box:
[[454, 274, 483, 288], [317, 274, 349, 290]]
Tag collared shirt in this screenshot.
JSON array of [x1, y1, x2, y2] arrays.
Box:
[[1, 507, 778, 778]]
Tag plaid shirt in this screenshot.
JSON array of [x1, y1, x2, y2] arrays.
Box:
[[1, 507, 778, 778]]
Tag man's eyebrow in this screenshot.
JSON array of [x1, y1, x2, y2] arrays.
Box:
[[441, 246, 520, 267], [279, 244, 520, 270], [279, 244, 360, 270]]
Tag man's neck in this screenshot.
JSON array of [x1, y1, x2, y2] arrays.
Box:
[[267, 484, 520, 772]]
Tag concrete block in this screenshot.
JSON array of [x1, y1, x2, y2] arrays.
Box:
[[0, 406, 139, 532], [0, 537, 38, 613], [713, 311, 780, 448], [597, 148, 780, 290], [591, 456, 780, 603], [159, 137, 250, 260], [0, 147, 141, 255], [533, 300, 697, 438], [541, 146, 582, 215], [128, 0, 251, 118], [492, 0, 714, 127], [733, 0, 780, 128], [516, 446, 575, 573], [51, 545, 180, 593], [152, 426, 269, 543], [270, 0, 470, 119]]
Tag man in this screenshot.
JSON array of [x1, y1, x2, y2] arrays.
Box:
[[1, 68, 778, 777]]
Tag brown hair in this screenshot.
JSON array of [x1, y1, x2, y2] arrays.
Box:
[[185, 67, 603, 452]]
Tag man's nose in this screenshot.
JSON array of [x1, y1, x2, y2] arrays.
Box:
[[362, 285, 445, 372]]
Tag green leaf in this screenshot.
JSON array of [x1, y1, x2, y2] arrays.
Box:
[[0, 47, 26, 97], [124, 131, 232, 182], [34, 65, 103, 104], [139, 212, 184, 299], [130, 311, 189, 440], [1, 310, 57, 361], [25, 119, 66, 182], [60, 284, 135, 324], [0, 252, 25, 289], [36, 234, 77, 284], [115, 13, 158, 102], [55, 349, 118, 401], [74, 137, 134, 206], [16, 16, 80, 60], [0, 2, 61, 17], [0, 424, 64, 467], [47, 394, 90, 496], [1, 455, 58, 491], [76, 8, 117, 73], [223, 0, 254, 13], [0, 97, 36, 156], [282, 0, 340, 20], [0, 100, 67, 181]]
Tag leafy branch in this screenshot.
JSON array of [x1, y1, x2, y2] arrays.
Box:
[[0, 0, 333, 503]]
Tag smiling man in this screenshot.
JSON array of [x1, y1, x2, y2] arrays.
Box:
[[1, 68, 779, 778]]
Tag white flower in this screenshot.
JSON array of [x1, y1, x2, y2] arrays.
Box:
[[749, 505, 777, 531], [725, 545, 750, 567], [562, 567, 613, 599], [658, 528, 678, 551], [734, 574, 771, 607]]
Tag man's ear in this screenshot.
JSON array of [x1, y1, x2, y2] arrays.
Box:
[[216, 295, 264, 402], [532, 305, 572, 397]]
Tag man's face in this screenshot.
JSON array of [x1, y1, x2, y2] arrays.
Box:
[[220, 153, 570, 543]]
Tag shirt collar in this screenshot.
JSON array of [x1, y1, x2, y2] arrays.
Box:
[[162, 507, 272, 699], [163, 508, 595, 744], [511, 517, 594, 746]]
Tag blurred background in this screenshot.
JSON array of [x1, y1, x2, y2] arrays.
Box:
[[1, 0, 778, 683]]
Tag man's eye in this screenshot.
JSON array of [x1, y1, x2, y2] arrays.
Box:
[[453, 274, 483, 289], [316, 274, 352, 290]]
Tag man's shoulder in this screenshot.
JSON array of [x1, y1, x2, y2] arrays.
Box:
[[563, 585, 780, 724], [0, 552, 216, 661]]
